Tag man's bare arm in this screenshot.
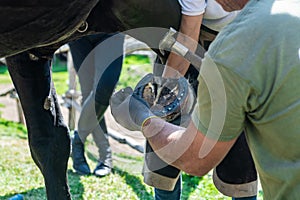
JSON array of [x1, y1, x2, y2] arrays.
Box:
[[142, 117, 237, 176], [215, 0, 249, 12], [163, 14, 203, 77]]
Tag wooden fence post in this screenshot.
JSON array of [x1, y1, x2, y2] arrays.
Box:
[[66, 48, 77, 131]]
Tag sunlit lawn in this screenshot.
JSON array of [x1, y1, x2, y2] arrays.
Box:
[[0, 118, 230, 200]]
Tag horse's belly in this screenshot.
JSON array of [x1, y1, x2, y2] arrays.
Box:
[[111, 0, 181, 29], [0, 0, 98, 57]]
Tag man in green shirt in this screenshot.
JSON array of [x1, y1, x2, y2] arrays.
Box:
[[110, 0, 300, 199]]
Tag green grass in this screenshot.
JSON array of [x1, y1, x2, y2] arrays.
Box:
[[0, 65, 12, 85], [0, 119, 231, 200], [52, 71, 69, 95]]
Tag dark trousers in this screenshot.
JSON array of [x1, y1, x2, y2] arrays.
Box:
[[69, 33, 124, 164]]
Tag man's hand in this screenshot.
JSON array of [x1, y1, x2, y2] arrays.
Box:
[[216, 0, 249, 12], [110, 87, 156, 131]]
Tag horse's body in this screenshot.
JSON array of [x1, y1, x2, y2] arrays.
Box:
[[1, 1, 181, 58], [3, 1, 181, 199]]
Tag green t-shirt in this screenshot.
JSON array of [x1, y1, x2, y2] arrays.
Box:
[[191, 0, 300, 199]]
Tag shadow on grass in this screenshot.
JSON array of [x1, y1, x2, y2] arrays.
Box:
[[181, 173, 202, 200], [0, 118, 27, 140], [67, 170, 86, 200], [86, 150, 98, 163], [0, 171, 85, 200], [0, 65, 7, 74], [114, 166, 154, 200], [0, 187, 46, 200], [52, 56, 67, 73]]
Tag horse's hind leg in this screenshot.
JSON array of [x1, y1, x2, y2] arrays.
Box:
[[6, 51, 71, 200]]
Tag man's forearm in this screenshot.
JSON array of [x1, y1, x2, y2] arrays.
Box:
[[215, 0, 249, 12], [141, 117, 237, 176], [163, 14, 203, 77], [142, 117, 193, 168]]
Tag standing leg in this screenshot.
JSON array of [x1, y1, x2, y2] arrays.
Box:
[[91, 34, 124, 176], [92, 118, 113, 177], [69, 33, 124, 177], [69, 36, 96, 175], [6, 51, 71, 200]]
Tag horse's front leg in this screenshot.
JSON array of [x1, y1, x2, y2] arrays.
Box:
[[6, 51, 71, 200]]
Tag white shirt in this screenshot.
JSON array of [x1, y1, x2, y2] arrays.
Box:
[[178, 0, 206, 16], [178, 0, 240, 32]]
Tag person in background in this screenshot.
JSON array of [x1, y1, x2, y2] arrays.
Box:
[[110, 0, 300, 199], [69, 33, 124, 177]]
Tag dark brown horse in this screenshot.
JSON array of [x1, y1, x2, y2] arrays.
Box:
[[2, 1, 181, 199]]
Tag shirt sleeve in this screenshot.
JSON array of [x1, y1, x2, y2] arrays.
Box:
[[178, 0, 206, 16], [191, 54, 251, 141]]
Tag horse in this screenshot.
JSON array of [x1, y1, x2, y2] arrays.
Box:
[[2, 1, 182, 199]]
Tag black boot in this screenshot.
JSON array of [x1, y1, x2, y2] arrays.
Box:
[[71, 131, 91, 175]]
